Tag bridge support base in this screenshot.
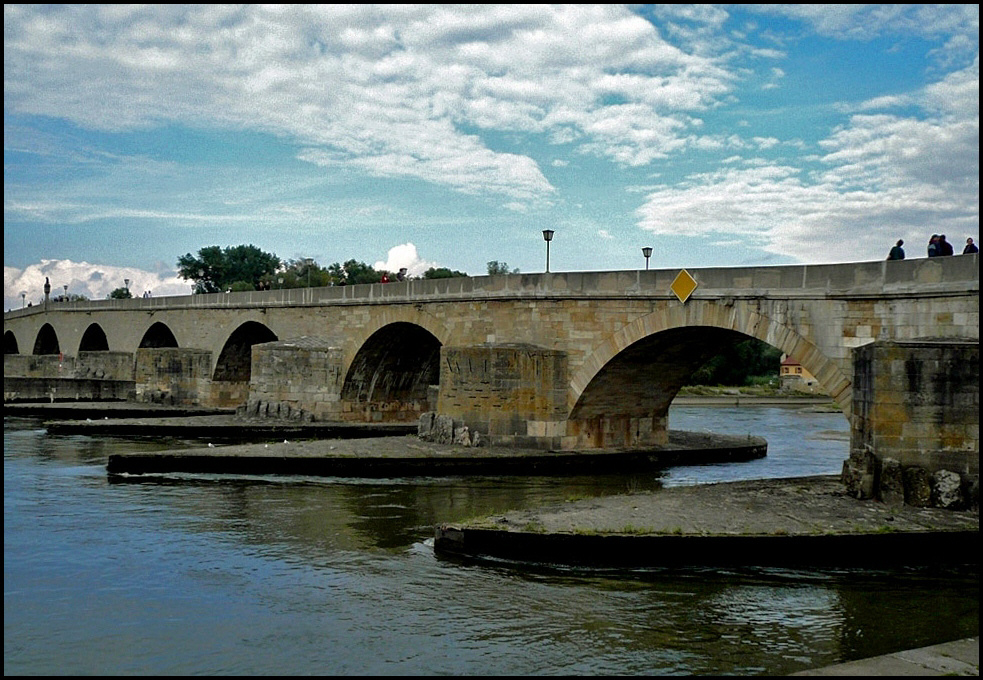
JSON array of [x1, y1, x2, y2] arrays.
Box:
[[843, 339, 979, 509]]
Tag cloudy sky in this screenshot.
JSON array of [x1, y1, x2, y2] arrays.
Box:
[[4, 4, 979, 310]]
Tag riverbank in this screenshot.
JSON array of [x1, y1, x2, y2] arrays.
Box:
[[104, 429, 766, 478], [434, 475, 979, 568], [793, 636, 979, 676]]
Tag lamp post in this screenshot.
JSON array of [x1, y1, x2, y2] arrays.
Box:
[[304, 258, 314, 287], [63, 284, 68, 300], [124, 278, 130, 295], [642, 246, 653, 270], [20, 291, 26, 308], [542, 229, 555, 273]]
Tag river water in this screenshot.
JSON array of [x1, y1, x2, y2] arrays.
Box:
[[4, 406, 978, 675]]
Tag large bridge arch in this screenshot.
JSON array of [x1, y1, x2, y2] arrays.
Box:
[[570, 300, 853, 419]]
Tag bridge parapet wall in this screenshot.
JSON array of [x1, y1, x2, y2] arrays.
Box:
[[5, 255, 976, 322]]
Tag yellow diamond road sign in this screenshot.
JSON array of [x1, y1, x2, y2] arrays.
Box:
[[670, 269, 698, 303]]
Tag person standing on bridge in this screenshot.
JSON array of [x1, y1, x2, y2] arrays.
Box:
[[937, 234, 954, 256], [887, 239, 905, 260], [927, 235, 940, 257], [962, 237, 977, 254]]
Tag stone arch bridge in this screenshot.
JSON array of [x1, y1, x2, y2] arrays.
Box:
[[5, 256, 978, 452]]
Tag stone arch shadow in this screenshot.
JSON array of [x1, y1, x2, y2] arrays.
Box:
[[79, 323, 110, 352], [5, 330, 20, 355], [139, 322, 180, 349], [339, 310, 450, 420], [213, 321, 279, 383], [33, 323, 60, 355]]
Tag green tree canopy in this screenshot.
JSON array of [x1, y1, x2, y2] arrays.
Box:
[[178, 244, 281, 293], [423, 267, 468, 279], [487, 260, 519, 275], [108, 287, 132, 300], [328, 259, 381, 285], [686, 338, 782, 386], [272, 258, 334, 289]]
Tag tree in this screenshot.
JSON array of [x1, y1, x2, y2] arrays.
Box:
[[108, 287, 132, 299], [487, 260, 519, 275], [327, 259, 381, 285], [53, 293, 89, 303], [423, 267, 468, 279], [178, 244, 281, 293], [275, 258, 334, 288], [686, 338, 782, 386]]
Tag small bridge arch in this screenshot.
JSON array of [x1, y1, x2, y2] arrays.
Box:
[[79, 323, 110, 352], [5, 330, 19, 355], [341, 321, 442, 407], [32, 323, 60, 356], [213, 321, 278, 383], [139, 322, 179, 349]]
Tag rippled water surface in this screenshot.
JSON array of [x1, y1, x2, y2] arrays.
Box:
[[4, 407, 978, 675]]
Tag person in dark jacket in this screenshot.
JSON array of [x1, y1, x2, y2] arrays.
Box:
[[937, 234, 954, 256], [887, 239, 905, 260], [927, 235, 939, 257], [964, 237, 978, 254]]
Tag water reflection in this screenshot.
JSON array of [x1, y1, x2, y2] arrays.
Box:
[[4, 412, 978, 676]]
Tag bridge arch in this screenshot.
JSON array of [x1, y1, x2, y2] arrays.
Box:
[[79, 323, 110, 352], [212, 321, 278, 382], [32, 323, 60, 355], [139, 322, 179, 349], [341, 322, 442, 405], [570, 300, 853, 418], [5, 330, 19, 354]]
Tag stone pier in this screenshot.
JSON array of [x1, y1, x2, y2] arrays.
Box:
[[842, 339, 979, 509]]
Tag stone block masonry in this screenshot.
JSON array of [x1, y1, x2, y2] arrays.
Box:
[[438, 344, 568, 449], [843, 339, 979, 509], [244, 338, 345, 422], [134, 348, 212, 406]]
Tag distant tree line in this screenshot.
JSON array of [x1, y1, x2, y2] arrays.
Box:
[[686, 338, 782, 387], [176, 245, 522, 293]]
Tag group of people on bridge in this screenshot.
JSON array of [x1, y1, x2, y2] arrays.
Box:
[[887, 235, 977, 260]]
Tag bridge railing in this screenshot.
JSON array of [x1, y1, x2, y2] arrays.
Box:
[[5, 254, 977, 318]]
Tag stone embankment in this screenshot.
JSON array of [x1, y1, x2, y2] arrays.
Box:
[[434, 475, 979, 568]]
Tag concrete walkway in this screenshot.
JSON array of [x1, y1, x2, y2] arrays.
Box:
[[793, 636, 979, 676]]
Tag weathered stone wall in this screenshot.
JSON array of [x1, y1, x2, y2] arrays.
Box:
[[134, 348, 212, 406], [242, 338, 344, 421], [75, 351, 134, 381], [4, 353, 75, 378], [438, 344, 569, 449], [843, 340, 979, 509], [4, 376, 135, 402]]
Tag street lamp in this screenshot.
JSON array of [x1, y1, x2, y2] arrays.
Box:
[[542, 229, 555, 273], [63, 284, 69, 300], [642, 247, 653, 270], [124, 278, 130, 295], [304, 258, 314, 287], [20, 291, 26, 308]]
